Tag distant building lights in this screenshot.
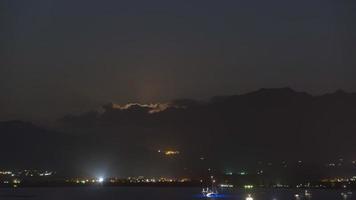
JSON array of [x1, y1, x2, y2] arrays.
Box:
[[164, 151, 180, 156], [13, 179, 21, 184], [219, 184, 234, 188], [244, 185, 254, 189], [0, 171, 12, 175]]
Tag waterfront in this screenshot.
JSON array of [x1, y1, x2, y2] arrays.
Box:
[[0, 187, 353, 200]]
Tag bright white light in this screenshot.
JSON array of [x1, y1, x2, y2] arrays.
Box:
[[98, 177, 104, 183], [246, 194, 253, 200]]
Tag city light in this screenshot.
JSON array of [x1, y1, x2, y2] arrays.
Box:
[[244, 185, 254, 189], [164, 150, 180, 156], [239, 171, 247, 175], [246, 194, 253, 200], [219, 184, 233, 188], [98, 177, 104, 183], [0, 171, 12, 175]]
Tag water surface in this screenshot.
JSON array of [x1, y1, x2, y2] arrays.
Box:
[[0, 187, 353, 200]]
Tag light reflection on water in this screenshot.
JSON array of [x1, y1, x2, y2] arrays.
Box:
[[194, 194, 232, 199], [195, 193, 256, 200], [194, 189, 354, 200]]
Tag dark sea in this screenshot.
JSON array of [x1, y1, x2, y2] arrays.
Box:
[[0, 187, 354, 200]]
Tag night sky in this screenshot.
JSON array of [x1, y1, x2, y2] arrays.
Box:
[[1, 0, 356, 121]]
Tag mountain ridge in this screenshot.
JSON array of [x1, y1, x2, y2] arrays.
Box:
[[1, 87, 356, 176]]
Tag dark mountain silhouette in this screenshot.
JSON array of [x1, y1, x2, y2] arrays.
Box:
[[1, 88, 356, 177], [0, 120, 74, 171]]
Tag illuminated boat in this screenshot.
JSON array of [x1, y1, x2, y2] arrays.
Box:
[[304, 190, 312, 198], [202, 187, 218, 197], [202, 176, 218, 198], [341, 192, 352, 199]]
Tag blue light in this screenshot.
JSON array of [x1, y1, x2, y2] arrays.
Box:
[[194, 194, 231, 199]]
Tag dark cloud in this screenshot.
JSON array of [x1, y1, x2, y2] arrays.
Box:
[[1, 0, 356, 120]]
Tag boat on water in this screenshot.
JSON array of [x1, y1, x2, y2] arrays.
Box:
[[304, 190, 312, 198], [202, 176, 218, 198], [294, 190, 312, 199], [341, 191, 352, 199], [202, 187, 218, 197]]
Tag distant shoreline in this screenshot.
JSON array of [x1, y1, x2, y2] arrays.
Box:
[[1, 184, 355, 191]]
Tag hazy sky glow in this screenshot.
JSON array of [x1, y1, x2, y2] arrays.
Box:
[[1, 0, 355, 121]]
